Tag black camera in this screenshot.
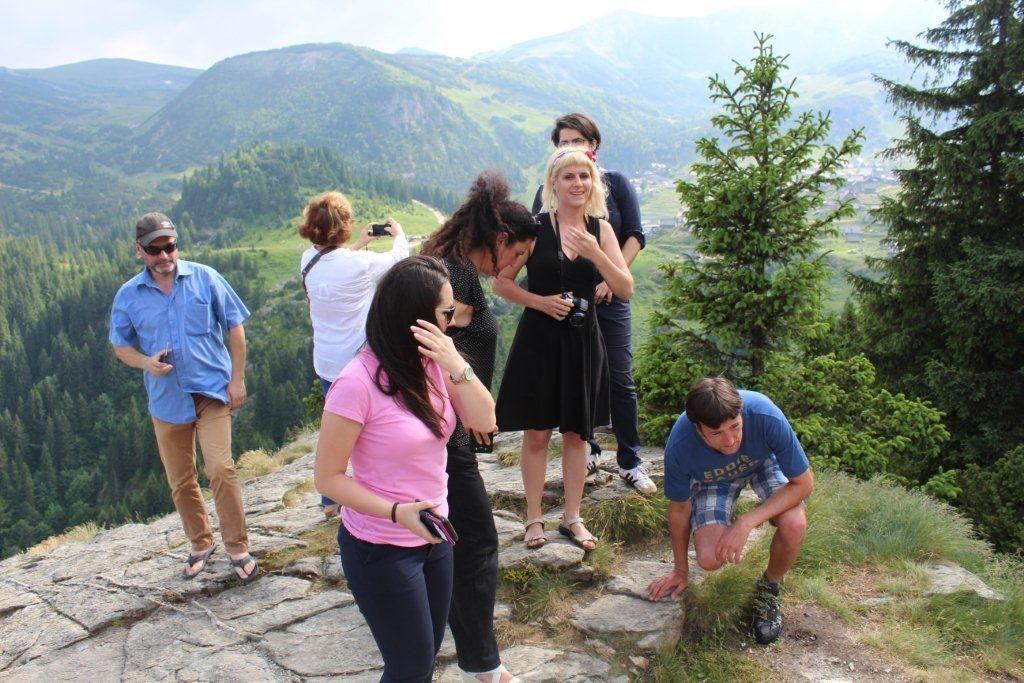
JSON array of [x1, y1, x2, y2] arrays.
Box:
[[371, 223, 390, 236], [561, 292, 590, 327]]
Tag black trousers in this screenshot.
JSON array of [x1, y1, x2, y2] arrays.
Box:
[[589, 295, 643, 469], [446, 444, 501, 672]]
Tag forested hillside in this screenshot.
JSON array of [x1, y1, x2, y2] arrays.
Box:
[[0, 145, 452, 557]]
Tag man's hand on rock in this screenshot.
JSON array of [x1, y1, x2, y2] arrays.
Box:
[[647, 568, 688, 601]]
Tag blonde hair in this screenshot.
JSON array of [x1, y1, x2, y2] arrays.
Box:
[[540, 147, 608, 218], [298, 191, 354, 246]]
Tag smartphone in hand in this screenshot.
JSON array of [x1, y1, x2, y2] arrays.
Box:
[[419, 509, 458, 545], [470, 430, 496, 454]]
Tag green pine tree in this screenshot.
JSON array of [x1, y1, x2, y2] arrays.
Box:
[[852, 0, 1024, 552], [636, 34, 863, 440], [854, 0, 1024, 466]]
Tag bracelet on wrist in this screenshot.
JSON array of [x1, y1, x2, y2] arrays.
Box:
[[390, 501, 398, 524]]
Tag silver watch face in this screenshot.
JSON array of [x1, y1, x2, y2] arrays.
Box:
[[462, 365, 475, 382]]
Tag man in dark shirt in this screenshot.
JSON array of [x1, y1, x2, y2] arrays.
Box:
[[531, 112, 654, 495]]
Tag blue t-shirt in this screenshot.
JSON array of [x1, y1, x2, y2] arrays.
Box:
[[663, 391, 809, 502], [109, 260, 250, 424]]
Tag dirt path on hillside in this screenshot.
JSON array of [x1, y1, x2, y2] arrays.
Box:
[[413, 199, 445, 225], [750, 603, 917, 681]]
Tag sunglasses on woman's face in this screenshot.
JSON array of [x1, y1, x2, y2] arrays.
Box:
[[441, 304, 456, 325], [141, 241, 178, 256]]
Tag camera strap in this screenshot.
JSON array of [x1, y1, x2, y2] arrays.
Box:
[[552, 213, 569, 295], [301, 245, 339, 298]]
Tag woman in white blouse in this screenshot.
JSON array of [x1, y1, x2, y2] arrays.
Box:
[[300, 191, 410, 392], [299, 191, 410, 512]]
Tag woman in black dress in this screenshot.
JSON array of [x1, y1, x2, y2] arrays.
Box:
[[420, 171, 538, 683], [494, 147, 633, 551]]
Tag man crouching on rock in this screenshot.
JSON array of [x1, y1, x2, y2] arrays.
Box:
[[647, 376, 813, 645]]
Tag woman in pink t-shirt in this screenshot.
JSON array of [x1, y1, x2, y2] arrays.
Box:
[[314, 255, 496, 683]]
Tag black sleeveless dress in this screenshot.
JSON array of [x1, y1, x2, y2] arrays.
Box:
[[496, 212, 610, 437]]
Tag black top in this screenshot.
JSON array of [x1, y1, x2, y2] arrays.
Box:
[[494, 213, 610, 436], [532, 168, 645, 249], [444, 257, 498, 449]]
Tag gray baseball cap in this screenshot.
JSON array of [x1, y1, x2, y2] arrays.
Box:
[[136, 212, 178, 246]]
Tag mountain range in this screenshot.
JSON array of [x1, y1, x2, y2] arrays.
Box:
[[0, 2, 942, 193]]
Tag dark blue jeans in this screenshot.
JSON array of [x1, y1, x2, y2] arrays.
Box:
[[321, 377, 336, 507], [338, 523, 454, 682], [591, 295, 642, 469]]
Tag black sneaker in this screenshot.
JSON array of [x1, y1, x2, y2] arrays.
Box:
[[752, 574, 782, 645]]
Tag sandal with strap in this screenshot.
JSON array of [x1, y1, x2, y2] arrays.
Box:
[[230, 553, 260, 584], [558, 516, 597, 552], [524, 518, 548, 549], [182, 542, 216, 580]]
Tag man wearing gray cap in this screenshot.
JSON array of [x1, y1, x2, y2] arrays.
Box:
[[108, 213, 258, 582]]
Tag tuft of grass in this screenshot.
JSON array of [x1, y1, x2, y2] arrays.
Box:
[[500, 564, 575, 623], [237, 449, 277, 480], [649, 641, 771, 682], [875, 560, 931, 597], [276, 440, 315, 466], [489, 493, 526, 517], [586, 541, 620, 581], [497, 448, 520, 467], [582, 493, 667, 545], [788, 575, 860, 623], [28, 522, 103, 555], [282, 478, 316, 508], [860, 621, 955, 670], [261, 518, 339, 572], [797, 471, 989, 571]]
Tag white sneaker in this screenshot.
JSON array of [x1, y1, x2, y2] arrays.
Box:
[[586, 452, 600, 476], [619, 464, 657, 495]]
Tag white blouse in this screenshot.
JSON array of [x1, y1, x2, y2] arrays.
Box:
[[300, 235, 409, 381]]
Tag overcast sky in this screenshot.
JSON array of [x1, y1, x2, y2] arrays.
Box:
[[2, 0, 944, 69]]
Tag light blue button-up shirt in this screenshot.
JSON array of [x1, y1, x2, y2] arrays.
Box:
[[109, 260, 250, 424]]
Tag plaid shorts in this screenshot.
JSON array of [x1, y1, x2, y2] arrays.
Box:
[[689, 456, 790, 530]]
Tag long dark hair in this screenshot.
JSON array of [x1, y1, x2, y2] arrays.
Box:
[[420, 170, 538, 271], [364, 255, 451, 438]]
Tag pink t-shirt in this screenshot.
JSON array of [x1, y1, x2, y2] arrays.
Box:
[[325, 350, 455, 546]]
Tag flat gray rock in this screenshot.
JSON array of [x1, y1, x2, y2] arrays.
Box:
[[605, 558, 705, 600], [3, 626, 128, 682], [570, 593, 683, 652], [924, 562, 1005, 601], [494, 514, 524, 548], [0, 602, 90, 670], [436, 644, 617, 682], [260, 605, 383, 677], [499, 536, 585, 571]]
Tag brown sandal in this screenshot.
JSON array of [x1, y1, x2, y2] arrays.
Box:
[[524, 518, 548, 549], [558, 516, 597, 552]]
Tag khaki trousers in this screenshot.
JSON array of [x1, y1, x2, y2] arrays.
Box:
[[152, 395, 248, 555]]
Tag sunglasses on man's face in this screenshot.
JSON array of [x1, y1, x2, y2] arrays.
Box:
[[141, 241, 178, 256]]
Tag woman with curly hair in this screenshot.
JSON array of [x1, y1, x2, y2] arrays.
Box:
[[420, 170, 538, 683]]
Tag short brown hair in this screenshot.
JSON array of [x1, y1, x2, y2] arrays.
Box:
[[550, 112, 602, 151], [299, 191, 354, 246], [685, 377, 743, 428]]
